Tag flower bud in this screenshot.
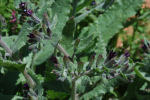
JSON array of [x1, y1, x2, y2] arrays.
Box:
[[78, 61, 84, 73], [74, 39, 80, 49], [23, 83, 29, 90], [63, 56, 70, 68], [19, 2, 26, 10], [124, 50, 130, 58], [107, 50, 117, 60], [26, 9, 33, 16], [96, 54, 103, 67], [27, 33, 35, 39]]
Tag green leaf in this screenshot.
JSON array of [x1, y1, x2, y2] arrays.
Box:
[[33, 40, 54, 65], [50, 0, 72, 40], [75, 1, 105, 23], [77, 0, 143, 58], [76, 0, 93, 12], [97, 0, 142, 43], [14, 0, 21, 7], [46, 90, 68, 100], [81, 78, 118, 100], [134, 66, 150, 82], [0, 93, 14, 100], [0, 70, 20, 96], [61, 19, 76, 56], [12, 23, 31, 53], [26, 68, 44, 98], [1, 35, 17, 50], [0, 58, 25, 71], [36, 0, 55, 19], [11, 96, 23, 100]]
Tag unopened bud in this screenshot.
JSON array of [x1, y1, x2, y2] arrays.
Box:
[[96, 54, 103, 67], [63, 56, 70, 68], [78, 61, 84, 73], [87, 53, 96, 70], [124, 50, 130, 58], [74, 39, 80, 49]]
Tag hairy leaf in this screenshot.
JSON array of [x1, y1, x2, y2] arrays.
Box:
[[135, 66, 150, 82], [77, 0, 143, 57], [0, 58, 25, 71], [33, 40, 54, 65], [50, 0, 72, 40], [1, 35, 17, 49], [12, 23, 31, 53]]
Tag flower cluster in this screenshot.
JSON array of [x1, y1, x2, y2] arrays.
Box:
[[27, 32, 42, 44], [19, 2, 33, 16], [99, 50, 134, 81]]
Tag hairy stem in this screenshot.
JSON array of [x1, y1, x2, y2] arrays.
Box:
[[31, 14, 41, 23], [71, 78, 78, 100], [23, 69, 36, 89], [57, 43, 70, 58]]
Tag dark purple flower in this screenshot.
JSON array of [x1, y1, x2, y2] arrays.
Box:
[[141, 44, 147, 50], [107, 50, 117, 60], [141, 45, 149, 53], [26, 9, 33, 16], [22, 9, 33, 16], [19, 2, 26, 10], [27, 33, 35, 38], [140, 40, 150, 52], [23, 83, 29, 89], [27, 33, 37, 43], [124, 51, 130, 58], [28, 39, 36, 43], [47, 28, 51, 34]]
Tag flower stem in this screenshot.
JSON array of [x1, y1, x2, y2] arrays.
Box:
[[23, 69, 36, 89], [57, 43, 70, 58], [71, 78, 77, 100]]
